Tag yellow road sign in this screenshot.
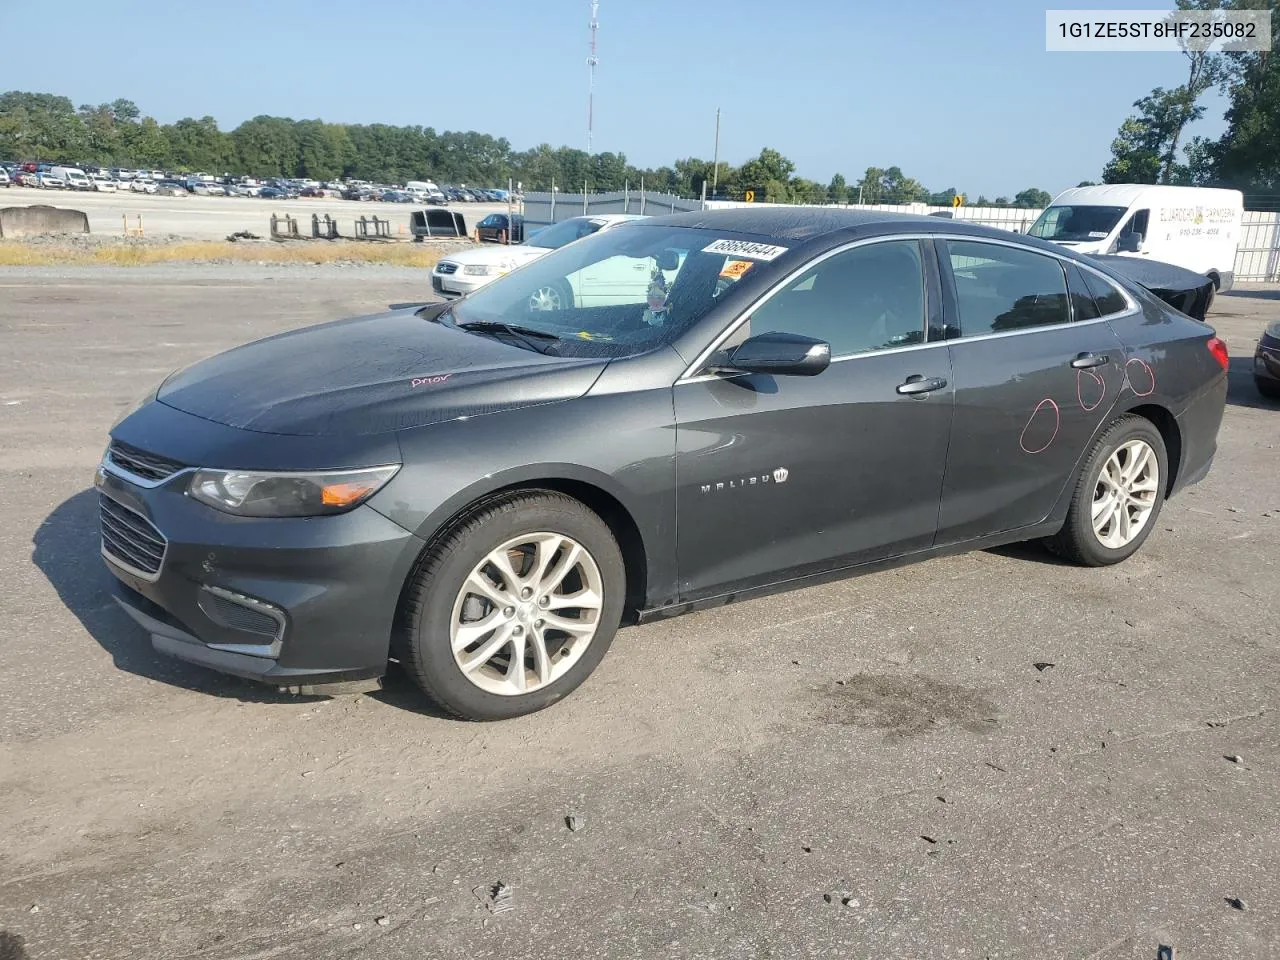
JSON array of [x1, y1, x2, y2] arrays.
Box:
[[744, 189, 756, 203], [952, 194, 964, 208]]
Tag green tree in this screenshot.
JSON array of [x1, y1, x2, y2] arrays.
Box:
[[1202, 1, 1280, 190], [827, 172, 849, 203], [1102, 0, 1229, 184], [164, 116, 231, 172], [1013, 187, 1051, 207], [737, 147, 795, 191], [855, 166, 885, 203]]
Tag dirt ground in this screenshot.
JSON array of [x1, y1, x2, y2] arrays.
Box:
[[1, 267, 1278, 960]]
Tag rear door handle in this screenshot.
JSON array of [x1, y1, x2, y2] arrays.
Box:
[[897, 375, 948, 396], [1070, 352, 1109, 369]]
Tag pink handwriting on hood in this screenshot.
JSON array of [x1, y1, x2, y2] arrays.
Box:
[[411, 374, 452, 388]]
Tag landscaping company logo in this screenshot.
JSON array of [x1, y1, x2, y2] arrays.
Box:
[[700, 468, 790, 494]]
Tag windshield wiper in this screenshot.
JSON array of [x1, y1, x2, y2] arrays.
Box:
[[457, 320, 561, 355]]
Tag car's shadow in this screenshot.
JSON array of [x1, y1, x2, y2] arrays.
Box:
[[1227, 356, 1279, 410], [33, 488, 453, 716], [985, 540, 1075, 566]]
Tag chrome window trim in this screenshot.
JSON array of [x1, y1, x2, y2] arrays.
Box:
[[677, 234, 939, 383], [676, 232, 1141, 384], [1072, 258, 1142, 320]]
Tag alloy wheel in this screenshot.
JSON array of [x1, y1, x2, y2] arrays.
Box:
[[528, 285, 564, 311], [1091, 438, 1160, 549], [449, 532, 604, 696]]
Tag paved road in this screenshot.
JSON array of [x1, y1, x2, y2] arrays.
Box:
[[1, 269, 1278, 959], [0, 184, 511, 240]]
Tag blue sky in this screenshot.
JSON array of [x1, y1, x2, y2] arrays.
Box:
[[1, 0, 1227, 197]]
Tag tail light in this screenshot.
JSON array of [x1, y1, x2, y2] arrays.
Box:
[[1207, 337, 1229, 370]]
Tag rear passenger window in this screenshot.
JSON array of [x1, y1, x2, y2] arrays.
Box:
[[1066, 264, 1100, 321], [1082, 270, 1129, 316], [946, 241, 1070, 334]]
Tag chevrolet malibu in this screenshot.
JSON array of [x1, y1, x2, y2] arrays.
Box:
[[97, 209, 1228, 720]]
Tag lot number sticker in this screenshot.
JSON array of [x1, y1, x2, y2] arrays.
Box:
[[702, 239, 789, 261]]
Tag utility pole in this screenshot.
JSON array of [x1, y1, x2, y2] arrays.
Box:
[[712, 107, 720, 195], [587, 0, 599, 155]]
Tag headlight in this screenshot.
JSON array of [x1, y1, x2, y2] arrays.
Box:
[[462, 264, 494, 276], [187, 464, 400, 517]]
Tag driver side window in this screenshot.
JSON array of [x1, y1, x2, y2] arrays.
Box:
[[733, 240, 926, 356]]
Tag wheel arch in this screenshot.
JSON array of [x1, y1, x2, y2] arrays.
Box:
[[1118, 401, 1183, 497], [398, 468, 652, 625]]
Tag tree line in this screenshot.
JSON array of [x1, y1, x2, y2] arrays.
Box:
[[1103, 0, 1280, 200], [0, 91, 1051, 208]]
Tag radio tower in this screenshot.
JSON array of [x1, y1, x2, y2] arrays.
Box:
[[587, 0, 599, 155]]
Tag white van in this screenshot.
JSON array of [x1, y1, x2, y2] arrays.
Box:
[[1028, 184, 1243, 292], [48, 165, 92, 191]]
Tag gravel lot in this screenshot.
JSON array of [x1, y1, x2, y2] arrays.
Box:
[[0, 184, 511, 240], [1, 267, 1278, 959]]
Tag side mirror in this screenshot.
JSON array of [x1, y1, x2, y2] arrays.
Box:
[[1116, 232, 1143, 253], [712, 331, 831, 377]]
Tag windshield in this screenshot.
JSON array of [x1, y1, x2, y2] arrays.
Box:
[[523, 218, 606, 250], [1028, 205, 1128, 243], [447, 224, 773, 358]]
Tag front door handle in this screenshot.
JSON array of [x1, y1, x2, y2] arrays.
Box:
[[1070, 352, 1109, 369], [897, 375, 948, 397]]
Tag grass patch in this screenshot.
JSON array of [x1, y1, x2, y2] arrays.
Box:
[[0, 240, 457, 268]]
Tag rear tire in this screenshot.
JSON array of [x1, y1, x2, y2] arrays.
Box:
[[1256, 375, 1280, 400], [395, 491, 625, 720], [1045, 415, 1167, 567]]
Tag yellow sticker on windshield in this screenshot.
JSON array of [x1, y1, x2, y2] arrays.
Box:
[[576, 330, 613, 341], [720, 259, 754, 280]]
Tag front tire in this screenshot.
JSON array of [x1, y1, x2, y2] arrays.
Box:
[[527, 279, 573, 312], [1046, 415, 1167, 566], [395, 491, 625, 720], [1256, 375, 1280, 400]]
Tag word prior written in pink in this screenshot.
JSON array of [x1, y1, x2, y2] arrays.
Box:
[[411, 374, 452, 388]]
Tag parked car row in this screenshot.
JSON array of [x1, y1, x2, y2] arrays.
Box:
[[0, 160, 519, 207]]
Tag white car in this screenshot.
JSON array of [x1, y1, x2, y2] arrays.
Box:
[[91, 175, 117, 192], [37, 172, 67, 189], [432, 215, 648, 300], [0, 168, 9, 187], [130, 178, 158, 194]]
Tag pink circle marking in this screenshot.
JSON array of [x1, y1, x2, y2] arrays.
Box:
[[1077, 368, 1106, 412], [1019, 398, 1060, 455], [1124, 358, 1155, 397]]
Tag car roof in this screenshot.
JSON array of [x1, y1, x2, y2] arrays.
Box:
[[636, 206, 1038, 244]]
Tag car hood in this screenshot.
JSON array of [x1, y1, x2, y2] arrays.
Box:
[[157, 309, 608, 436], [439, 244, 551, 268]]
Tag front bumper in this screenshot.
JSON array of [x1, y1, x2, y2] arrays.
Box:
[[430, 270, 493, 298], [1255, 337, 1280, 383], [97, 463, 425, 688]]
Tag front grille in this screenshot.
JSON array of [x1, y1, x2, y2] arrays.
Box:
[[198, 589, 282, 638], [100, 494, 167, 577], [436, 261, 458, 275], [108, 440, 186, 483]]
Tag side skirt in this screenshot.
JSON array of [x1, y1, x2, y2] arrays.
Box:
[[635, 519, 1065, 625]]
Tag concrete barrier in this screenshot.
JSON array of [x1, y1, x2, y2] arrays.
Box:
[[0, 204, 91, 239]]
